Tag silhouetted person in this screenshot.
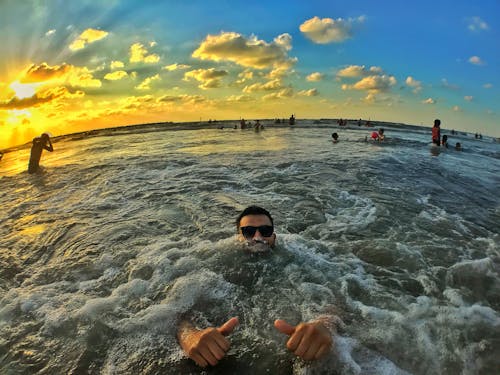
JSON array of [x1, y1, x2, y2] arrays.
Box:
[[432, 119, 441, 146], [455, 142, 462, 151], [442, 134, 448, 148], [28, 133, 53, 173], [289, 114, 295, 125], [331, 132, 339, 143]]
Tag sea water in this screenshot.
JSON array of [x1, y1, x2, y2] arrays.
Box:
[[1, 122, 499, 374]]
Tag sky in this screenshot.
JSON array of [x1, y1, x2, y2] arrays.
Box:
[[0, 0, 499, 149]]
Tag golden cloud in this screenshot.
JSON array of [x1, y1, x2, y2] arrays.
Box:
[[104, 70, 128, 81], [306, 72, 323, 82], [192, 32, 295, 69], [297, 88, 319, 96], [130, 43, 160, 64], [0, 86, 83, 109], [163, 63, 191, 71], [243, 79, 282, 93], [262, 88, 293, 100], [337, 65, 382, 78], [135, 74, 161, 90], [110, 60, 125, 69], [342, 75, 396, 93], [300, 16, 365, 44], [184, 68, 228, 89], [69, 28, 109, 51], [405, 76, 422, 93], [21, 63, 72, 83], [422, 98, 435, 104]]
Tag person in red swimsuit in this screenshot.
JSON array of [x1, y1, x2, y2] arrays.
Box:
[[432, 119, 441, 146]]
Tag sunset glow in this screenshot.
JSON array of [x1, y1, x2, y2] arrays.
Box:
[[0, 1, 498, 149]]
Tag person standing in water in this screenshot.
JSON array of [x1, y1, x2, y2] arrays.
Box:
[[28, 133, 53, 173], [432, 119, 441, 146]]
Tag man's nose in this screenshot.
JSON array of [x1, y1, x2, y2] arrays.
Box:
[[253, 229, 264, 240]]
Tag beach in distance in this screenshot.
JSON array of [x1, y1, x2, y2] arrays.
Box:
[[1, 119, 499, 374]]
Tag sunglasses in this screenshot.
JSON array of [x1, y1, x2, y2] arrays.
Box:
[[240, 225, 274, 239]]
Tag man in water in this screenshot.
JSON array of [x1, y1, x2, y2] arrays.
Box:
[[176, 206, 334, 368], [28, 133, 53, 173], [332, 132, 339, 143], [371, 128, 385, 141]]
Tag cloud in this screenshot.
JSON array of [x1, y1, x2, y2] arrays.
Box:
[[422, 98, 435, 104], [464, 95, 473, 102], [467, 17, 489, 32], [69, 28, 109, 51], [184, 68, 228, 89], [20, 62, 101, 88], [441, 78, 460, 90], [110, 60, 125, 69], [299, 16, 365, 44], [21, 63, 72, 83], [468, 56, 485, 65], [104, 71, 128, 81], [336, 65, 382, 78], [0, 87, 83, 109], [163, 63, 191, 71], [225, 94, 254, 103], [452, 105, 462, 111], [243, 79, 282, 93], [192, 32, 295, 69], [45, 29, 56, 37], [483, 83, 492, 89], [405, 76, 422, 93], [262, 88, 293, 100], [306, 72, 323, 82], [342, 75, 396, 93], [298, 88, 319, 96], [135, 74, 161, 90], [129, 43, 160, 64], [235, 69, 254, 84]]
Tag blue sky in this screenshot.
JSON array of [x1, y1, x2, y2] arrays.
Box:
[[0, 0, 498, 148]]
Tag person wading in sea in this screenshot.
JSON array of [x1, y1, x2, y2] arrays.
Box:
[[28, 133, 53, 173]]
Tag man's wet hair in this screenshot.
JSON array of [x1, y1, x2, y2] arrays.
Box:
[[434, 119, 441, 126], [236, 206, 274, 230]]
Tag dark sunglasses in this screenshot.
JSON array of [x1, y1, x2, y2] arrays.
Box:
[[240, 225, 274, 239]]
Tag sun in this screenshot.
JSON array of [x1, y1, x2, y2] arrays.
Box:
[[9, 80, 38, 99]]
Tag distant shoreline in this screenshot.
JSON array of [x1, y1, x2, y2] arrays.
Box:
[[1, 118, 495, 154]]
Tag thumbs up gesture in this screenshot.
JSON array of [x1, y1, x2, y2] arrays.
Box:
[[177, 317, 239, 367], [274, 319, 332, 361]]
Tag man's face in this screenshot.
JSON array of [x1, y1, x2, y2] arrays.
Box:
[[238, 214, 276, 249]]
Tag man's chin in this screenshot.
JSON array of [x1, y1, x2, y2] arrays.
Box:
[[244, 240, 272, 253]]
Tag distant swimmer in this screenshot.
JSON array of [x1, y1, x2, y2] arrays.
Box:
[[370, 128, 385, 141], [28, 133, 53, 174], [289, 114, 295, 125], [240, 118, 246, 129], [455, 142, 462, 151], [432, 119, 441, 146], [442, 135, 449, 148], [331, 132, 339, 143]]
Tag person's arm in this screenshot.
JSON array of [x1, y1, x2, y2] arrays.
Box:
[[274, 318, 334, 361], [44, 138, 54, 152], [177, 317, 239, 367]]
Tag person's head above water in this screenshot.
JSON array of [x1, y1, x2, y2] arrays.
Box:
[[332, 132, 338, 140], [434, 119, 441, 127], [236, 205, 276, 250]]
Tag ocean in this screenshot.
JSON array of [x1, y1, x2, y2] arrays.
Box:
[[1, 120, 499, 374]]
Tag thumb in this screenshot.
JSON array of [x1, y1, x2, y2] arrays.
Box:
[[217, 317, 239, 336], [274, 319, 296, 336]]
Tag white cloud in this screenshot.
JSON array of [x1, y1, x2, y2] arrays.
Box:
[[452, 105, 462, 111], [306, 72, 323, 82], [243, 79, 282, 93], [45, 29, 56, 37], [468, 56, 485, 65], [262, 88, 293, 100], [405, 76, 422, 93], [464, 96, 473, 102], [467, 17, 489, 32], [337, 65, 383, 78], [299, 16, 365, 44], [483, 83, 492, 89], [422, 98, 435, 104], [342, 75, 396, 93], [441, 78, 460, 90], [184, 68, 228, 89]]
